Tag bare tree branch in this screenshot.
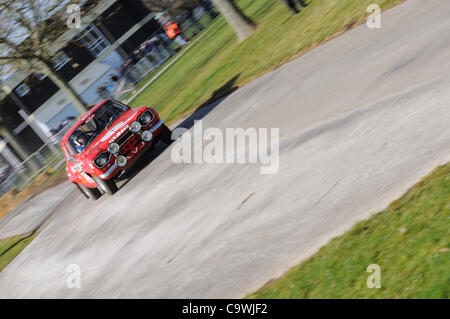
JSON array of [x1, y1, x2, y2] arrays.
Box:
[[0, 0, 103, 113]]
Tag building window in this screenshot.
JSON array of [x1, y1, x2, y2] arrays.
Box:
[[78, 24, 109, 57], [1, 64, 15, 83], [15, 83, 30, 97], [35, 72, 47, 80], [52, 51, 70, 71]]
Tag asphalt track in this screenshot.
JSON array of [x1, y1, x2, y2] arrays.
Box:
[[0, 0, 449, 298]]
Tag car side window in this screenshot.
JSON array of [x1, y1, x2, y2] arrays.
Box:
[[64, 143, 75, 160]]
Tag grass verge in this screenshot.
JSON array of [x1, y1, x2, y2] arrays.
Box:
[[0, 233, 36, 273], [247, 163, 450, 299], [129, 0, 405, 124]]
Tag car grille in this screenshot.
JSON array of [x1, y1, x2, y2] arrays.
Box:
[[118, 130, 142, 156], [116, 131, 133, 146]]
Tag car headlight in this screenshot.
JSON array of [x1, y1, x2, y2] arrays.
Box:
[[141, 130, 153, 142], [93, 152, 110, 168], [107, 142, 120, 154], [116, 155, 127, 167], [130, 121, 142, 133], [138, 111, 153, 125]]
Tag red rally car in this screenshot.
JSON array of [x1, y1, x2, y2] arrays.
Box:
[[61, 99, 172, 200]]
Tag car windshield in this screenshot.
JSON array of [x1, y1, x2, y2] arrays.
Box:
[[68, 100, 129, 154]]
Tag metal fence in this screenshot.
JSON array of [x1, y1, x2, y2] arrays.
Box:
[[123, 47, 171, 84], [0, 123, 74, 197], [93, 33, 174, 103]]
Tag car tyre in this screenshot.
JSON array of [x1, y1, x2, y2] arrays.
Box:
[[93, 176, 118, 195], [160, 124, 173, 145], [75, 183, 102, 200]]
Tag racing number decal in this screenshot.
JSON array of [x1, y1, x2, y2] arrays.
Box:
[[73, 161, 94, 184]]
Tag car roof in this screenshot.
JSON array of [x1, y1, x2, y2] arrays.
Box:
[[60, 99, 111, 147]]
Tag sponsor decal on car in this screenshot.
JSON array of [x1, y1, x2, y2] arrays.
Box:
[[110, 124, 130, 143], [94, 114, 135, 146], [100, 121, 126, 143]]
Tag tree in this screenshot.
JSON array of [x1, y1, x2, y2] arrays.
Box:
[[0, 120, 40, 172], [0, 0, 97, 114], [211, 0, 255, 41]]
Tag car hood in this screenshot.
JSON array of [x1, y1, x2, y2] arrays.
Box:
[[79, 109, 139, 160]]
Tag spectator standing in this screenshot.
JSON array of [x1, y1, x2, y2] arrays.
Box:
[[280, 0, 307, 14], [200, 0, 218, 20], [109, 74, 120, 82], [96, 82, 110, 99], [140, 38, 165, 62], [157, 32, 176, 55], [163, 21, 189, 47], [119, 55, 141, 84], [149, 35, 173, 58], [183, 7, 204, 33], [132, 49, 143, 62]]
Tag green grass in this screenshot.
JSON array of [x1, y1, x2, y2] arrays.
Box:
[[0, 233, 36, 273], [130, 0, 405, 124], [247, 164, 450, 299]]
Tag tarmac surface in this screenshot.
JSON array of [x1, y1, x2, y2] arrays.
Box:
[[0, 181, 73, 239]]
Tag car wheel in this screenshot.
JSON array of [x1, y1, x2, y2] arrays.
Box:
[[75, 183, 102, 200], [93, 176, 118, 195], [160, 124, 173, 144]]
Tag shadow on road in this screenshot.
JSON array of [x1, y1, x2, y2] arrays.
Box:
[[176, 74, 240, 131], [117, 74, 241, 189]]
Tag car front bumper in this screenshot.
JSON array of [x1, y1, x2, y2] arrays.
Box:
[[99, 119, 164, 179]]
